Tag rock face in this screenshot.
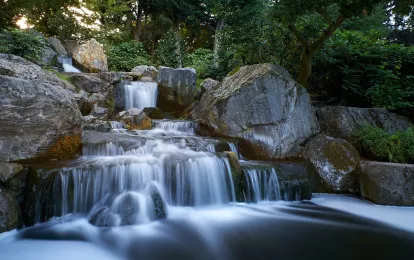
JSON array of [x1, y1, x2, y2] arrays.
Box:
[[0, 54, 75, 92], [61, 40, 79, 57], [302, 134, 360, 193], [39, 46, 57, 66], [157, 67, 197, 112], [192, 63, 320, 159], [116, 108, 152, 130], [131, 65, 159, 80], [0, 54, 83, 162], [70, 73, 110, 93], [317, 106, 413, 139], [0, 189, 21, 232], [360, 161, 414, 206], [73, 39, 108, 73], [47, 37, 68, 56], [0, 163, 23, 182]]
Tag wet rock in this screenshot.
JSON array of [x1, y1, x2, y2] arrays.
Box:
[[70, 73, 110, 93], [39, 46, 57, 66], [302, 134, 360, 193], [112, 192, 141, 226], [0, 163, 23, 183], [193, 63, 320, 160], [0, 55, 82, 162], [73, 39, 108, 72], [98, 72, 124, 84], [141, 76, 155, 82], [131, 65, 158, 80], [3, 167, 28, 204], [157, 67, 197, 113], [47, 37, 67, 56], [113, 80, 127, 114], [360, 161, 414, 206], [0, 189, 21, 232], [317, 106, 413, 139], [89, 207, 120, 227], [75, 90, 107, 116], [146, 183, 167, 220], [143, 107, 164, 119], [82, 121, 112, 133], [116, 108, 152, 130]]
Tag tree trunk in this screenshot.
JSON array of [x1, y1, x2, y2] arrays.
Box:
[[133, 7, 143, 42], [174, 22, 183, 68], [297, 48, 312, 86], [213, 19, 225, 68]]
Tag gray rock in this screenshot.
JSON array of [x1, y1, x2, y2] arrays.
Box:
[[141, 76, 155, 82], [317, 106, 413, 139], [192, 63, 320, 159], [115, 108, 152, 130], [113, 80, 128, 114], [91, 104, 108, 119], [0, 163, 23, 183], [38, 46, 57, 66], [82, 115, 97, 123], [82, 121, 112, 133], [47, 37, 68, 56], [302, 134, 360, 193], [0, 189, 21, 232], [0, 55, 82, 162], [157, 67, 197, 112], [360, 161, 414, 206], [75, 90, 107, 116], [0, 54, 75, 92], [200, 78, 220, 93], [98, 72, 124, 84], [70, 73, 110, 93], [131, 65, 158, 80]]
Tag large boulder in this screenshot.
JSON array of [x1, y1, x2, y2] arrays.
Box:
[[131, 65, 158, 80], [73, 39, 108, 73], [0, 55, 82, 162], [317, 106, 413, 139], [47, 37, 68, 56], [70, 73, 110, 93], [38, 46, 57, 66], [0, 54, 75, 92], [192, 63, 320, 159], [157, 67, 197, 112], [0, 189, 21, 232], [302, 134, 360, 193], [360, 161, 414, 206], [61, 40, 79, 57], [200, 78, 220, 93]]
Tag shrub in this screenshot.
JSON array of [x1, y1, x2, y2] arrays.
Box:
[[0, 29, 47, 62], [184, 48, 214, 78], [155, 30, 186, 68], [107, 41, 151, 71], [351, 124, 414, 163]]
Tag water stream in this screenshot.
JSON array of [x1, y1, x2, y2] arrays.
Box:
[[58, 56, 81, 73], [1, 80, 414, 259]]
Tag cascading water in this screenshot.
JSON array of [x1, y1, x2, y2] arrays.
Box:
[[124, 82, 158, 109], [58, 56, 81, 73], [4, 75, 414, 260]]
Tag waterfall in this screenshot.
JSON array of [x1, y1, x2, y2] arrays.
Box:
[[241, 167, 281, 203], [124, 82, 158, 109], [110, 121, 123, 129], [152, 120, 196, 135], [58, 56, 81, 73]]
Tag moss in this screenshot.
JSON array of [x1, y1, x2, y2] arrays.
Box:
[[47, 134, 82, 160], [104, 86, 115, 119], [227, 67, 240, 77], [323, 141, 355, 172]]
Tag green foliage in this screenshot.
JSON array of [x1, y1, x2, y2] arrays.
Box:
[[155, 30, 186, 68], [351, 125, 414, 163], [184, 49, 214, 78], [107, 41, 151, 71], [313, 29, 414, 110], [0, 29, 47, 62]]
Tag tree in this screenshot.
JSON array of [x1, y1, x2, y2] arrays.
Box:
[[272, 0, 385, 86]]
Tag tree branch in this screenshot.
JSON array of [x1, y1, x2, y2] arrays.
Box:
[[287, 23, 308, 47], [310, 15, 345, 54], [318, 8, 333, 27]]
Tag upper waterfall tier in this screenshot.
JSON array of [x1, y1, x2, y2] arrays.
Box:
[[58, 56, 81, 73], [125, 81, 158, 109]]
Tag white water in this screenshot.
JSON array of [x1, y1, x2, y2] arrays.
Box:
[[124, 82, 158, 109], [59, 56, 81, 73], [152, 120, 196, 135], [242, 167, 281, 202]]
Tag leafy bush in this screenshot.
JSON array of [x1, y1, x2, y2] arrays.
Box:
[[155, 30, 186, 68], [312, 30, 414, 110], [0, 29, 47, 62], [351, 125, 414, 163], [107, 41, 151, 71], [184, 48, 214, 78]]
